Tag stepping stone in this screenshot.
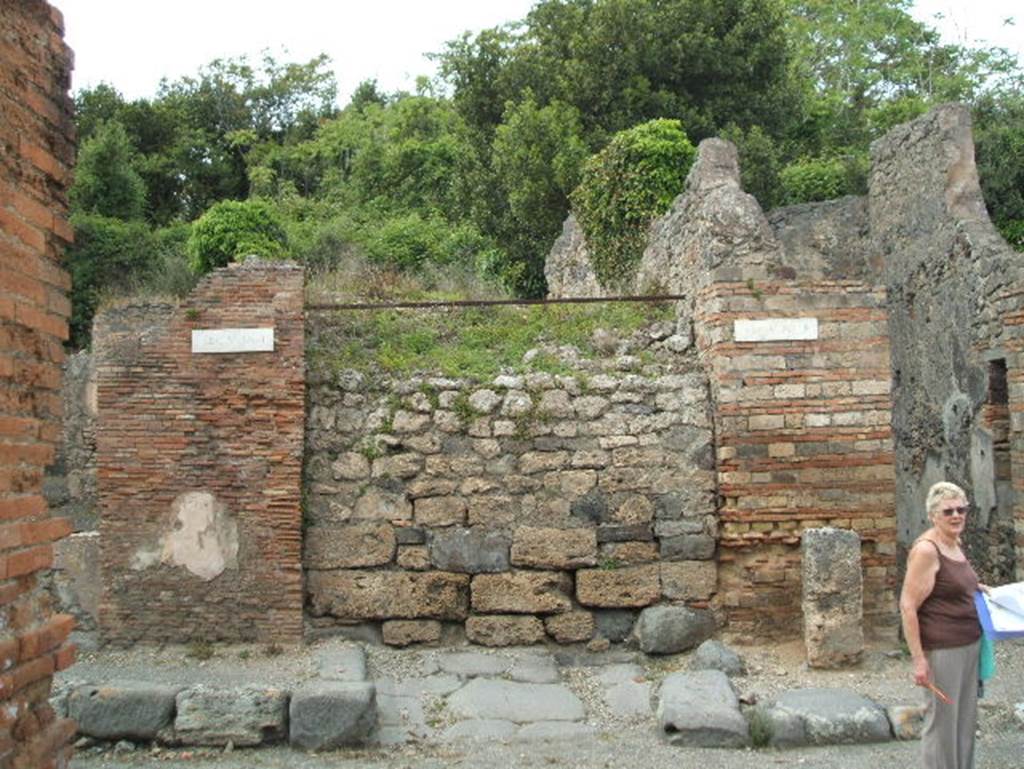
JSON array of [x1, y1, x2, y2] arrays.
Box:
[[759, 687, 891, 747], [69, 682, 180, 740], [657, 670, 749, 748], [447, 679, 585, 723], [437, 651, 511, 678], [289, 682, 377, 750]]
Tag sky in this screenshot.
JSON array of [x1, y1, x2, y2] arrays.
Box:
[[57, 0, 1021, 104]]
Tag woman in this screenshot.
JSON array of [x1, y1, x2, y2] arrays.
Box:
[[900, 481, 984, 769]]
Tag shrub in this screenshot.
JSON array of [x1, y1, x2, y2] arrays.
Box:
[[571, 119, 695, 290], [778, 153, 868, 205], [186, 198, 288, 274]]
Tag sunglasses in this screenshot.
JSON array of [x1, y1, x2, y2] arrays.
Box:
[[939, 506, 969, 517]]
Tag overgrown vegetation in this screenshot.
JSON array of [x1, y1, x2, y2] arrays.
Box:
[[65, 1, 1024, 349], [308, 300, 674, 380]]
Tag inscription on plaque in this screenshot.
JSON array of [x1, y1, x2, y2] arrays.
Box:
[[734, 318, 818, 343], [191, 328, 275, 354]]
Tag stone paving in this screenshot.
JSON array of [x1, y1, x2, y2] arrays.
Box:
[[52, 638, 966, 756]]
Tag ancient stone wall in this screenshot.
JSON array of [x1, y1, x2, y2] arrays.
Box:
[[874, 104, 1023, 581], [304, 323, 717, 646], [0, 1, 78, 766], [44, 351, 95, 532], [94, 261, 305, 645]]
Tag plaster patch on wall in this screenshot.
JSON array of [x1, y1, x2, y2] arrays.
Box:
[[159, 491, 240, 581]]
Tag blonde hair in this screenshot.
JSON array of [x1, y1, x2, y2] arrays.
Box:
[[925, 481, 966, 516]]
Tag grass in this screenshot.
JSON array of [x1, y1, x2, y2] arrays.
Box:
[[186, 641, 215, 661], [308, 300, 674, 381]]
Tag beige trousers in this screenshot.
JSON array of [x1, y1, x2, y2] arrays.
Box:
[[922, 639, 980, 769]]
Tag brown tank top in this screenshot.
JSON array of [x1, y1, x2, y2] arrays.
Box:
[[917, 540, 981, 650]]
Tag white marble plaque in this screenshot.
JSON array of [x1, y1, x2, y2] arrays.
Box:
[[191, 328, 274, 354], [734, 318, 818, 343]]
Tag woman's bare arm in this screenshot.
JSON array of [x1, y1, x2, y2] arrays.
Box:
[[899, 540, 940, 685]]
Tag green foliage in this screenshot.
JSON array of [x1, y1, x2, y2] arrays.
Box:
[[748, 707, 774, 748], [70, 121, 147, 220], [720, 123, 784, 210], [483, 96, 589, 296], [974, 89, 1024, 251], [309, 301, 673, 380], [571, 119, 695, 289], [778, 153, 868, 205], [187, 199, 288, 273], [67, 214, 157, 347]]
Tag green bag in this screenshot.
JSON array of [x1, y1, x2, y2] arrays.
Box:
[[979, 632, 996, 681]]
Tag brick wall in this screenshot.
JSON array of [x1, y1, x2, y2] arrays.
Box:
[[696, 280, 898, 640], [0, 1, 78, 767], [94, 261, 305, 645]]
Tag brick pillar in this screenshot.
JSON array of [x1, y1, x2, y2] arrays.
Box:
[[0, 2, 78, 767]]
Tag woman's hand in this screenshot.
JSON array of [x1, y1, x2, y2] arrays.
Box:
[[913, 655, 931, 687]]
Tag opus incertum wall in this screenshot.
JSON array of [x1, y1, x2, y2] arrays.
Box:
[[94, 260, 305, 645]]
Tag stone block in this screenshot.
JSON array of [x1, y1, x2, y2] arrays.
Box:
[[635, 605, 716, 654], [289, 683, 377, 750], [352, 488, 412, 522], [657, 670, 749, 748], [465, 615, 546, 646], [600, 541, 659, 564], [760, 688, 891, 747], [415, 495, 467, 527], [689, 640, 746, 677], [472, 571, 573, 614], [802, 527, 864, 668], [382, 620, 442, 647], [173, 686, 288, 746], [397, 545, 431, 570], [467, 494, 517, 527], [69, 683, 180, 740], [307, 570, 470, 620], [597, 523, 653, 543], [576, 564, 660, 608], [659, 533, 716, 560], [545, 611, 595, 644], [332, 452, 370, 480], [520, 451, 569, 474], [660, 561, 717, 601], [613, 495, 655, 524], [430, 527, 510, 573], [510, 526, 597, 569], [304, 524, 395, 569], [593, 609, 637, 643]]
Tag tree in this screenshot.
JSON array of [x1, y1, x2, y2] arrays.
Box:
[[70, 120, 147, 220], [974, 87, 1024, 250]]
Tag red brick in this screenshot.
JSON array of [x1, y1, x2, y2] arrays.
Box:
[[52, 643, 75, 672], [0, 637, 17, 670], [5, 544, 53, 578], [0, 495, 48, 523], [19, 614, 73, 659], [19, 518, 70, 547], [0, 208, 46, 253]]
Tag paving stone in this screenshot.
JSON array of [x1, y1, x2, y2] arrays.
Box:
[[508, 654, 560, 684], [315, 646, 367, 682], [689, 640, 746, 677], [657, 670, 749, 748], [289, 682, 377, 750], [173, 685, 288, 746], [760, 687, 891, 747], [605, 679, 653, 719], [69, 682, 180, 740], [441, 719, 518, 741], [516, 721, 598, 740], [595, 663, 645, 687], [436, 651, 511, 678], [635, 605, 715, 654], [447, 679, 585, 723], [376, 676, 463, 698]]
